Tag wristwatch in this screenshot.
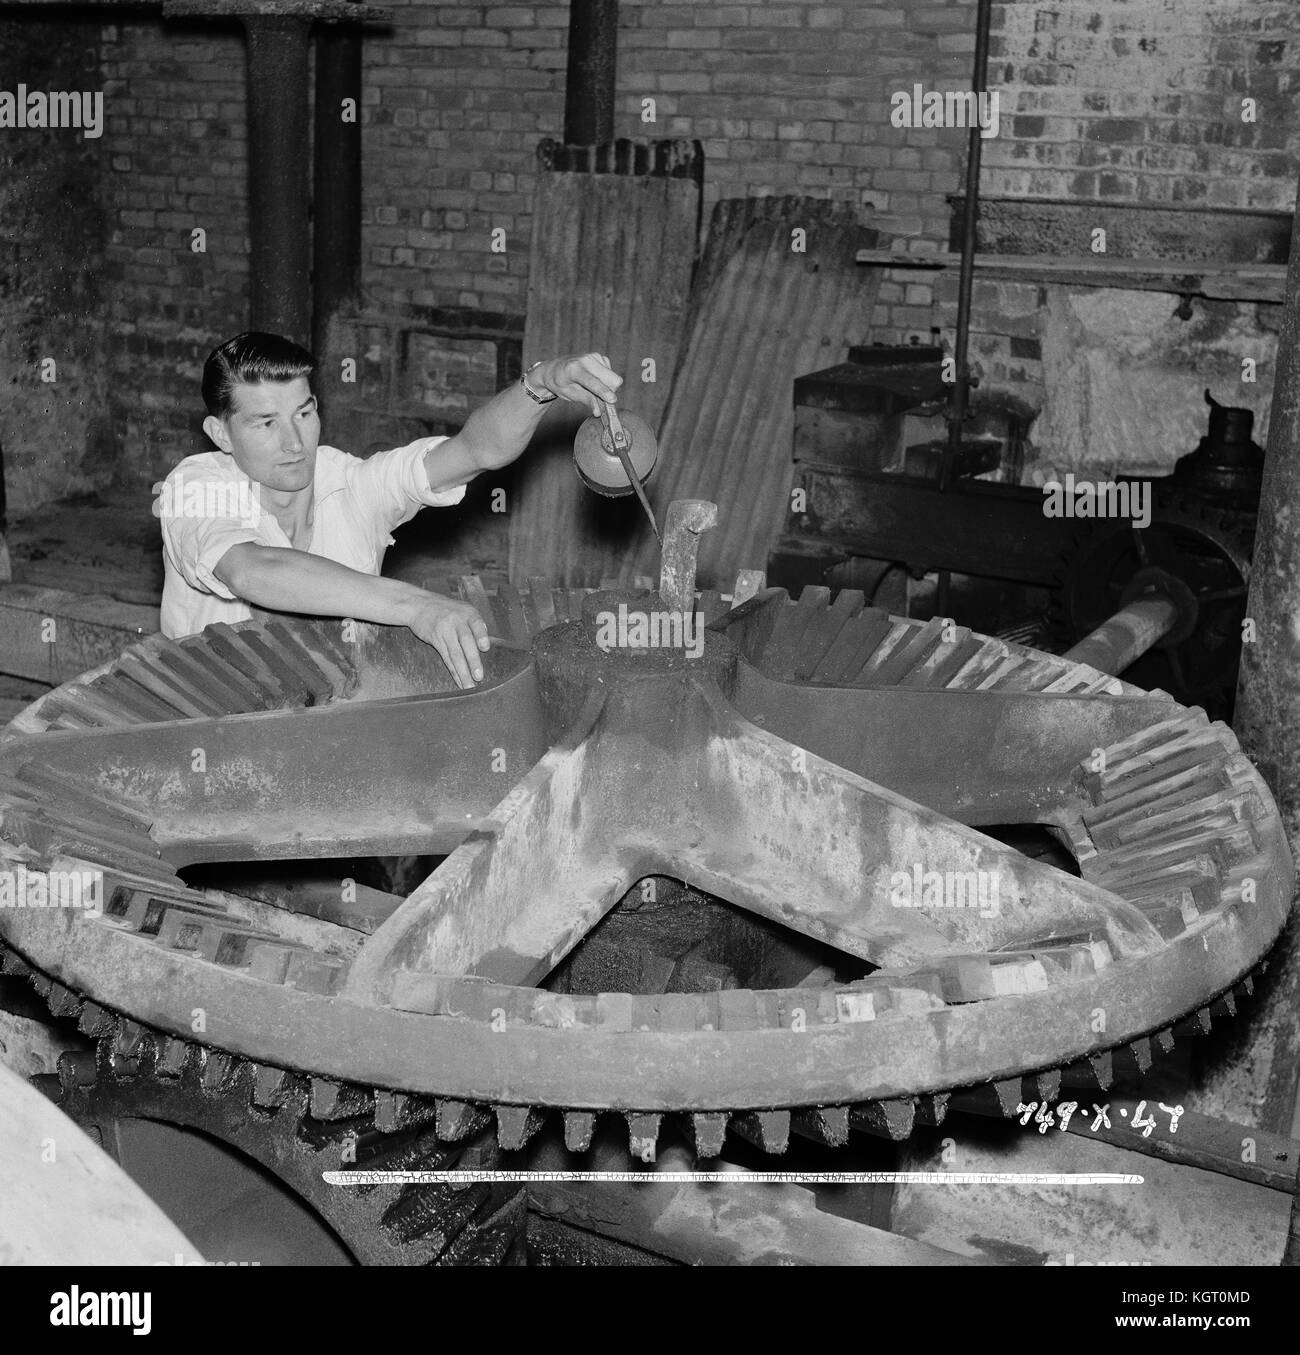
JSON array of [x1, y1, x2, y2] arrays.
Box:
[[520, 361, 558, 404]]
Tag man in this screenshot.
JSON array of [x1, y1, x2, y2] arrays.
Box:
[[159, 331, 621, 687]]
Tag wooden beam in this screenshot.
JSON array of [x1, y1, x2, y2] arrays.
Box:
[[854, 249, 1286, 303]]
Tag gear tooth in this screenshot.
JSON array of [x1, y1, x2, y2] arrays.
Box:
[[1219, 990, 1237, 1018], [309, 1078, 374, 1121], [198, 1048, 234, 1092], [1238, 973, 1255, 997], [496, 1105, 544, 1152], [309, 1077, 344, 1119], [793, 1104, 851, 1147], [1034, 1070, 1062, 1103], [1129, 1037, 1153, 1073], [110, 1018, 147, 1075], [1193, 1006, 1213, 1034], [46, 981, 80, 1019], [1088, 1050, 1114, 1090], [76, 1001, 112, 1037], [251, 1064, 293, 1109], [851, 1098, 916, 1141], [688, 1112, 728, 1159], [563, 1110, 596, 1154], [434, 1099, 486, 1142], [732, 1110, 790, 1155], [917, 1092, 950, 1127], [374, 1090, 438, 1134], [155, 1037, 189, 1079], [992, 1077, 1024, 1116], [1154, 1027, 1176, 1054], [626, 1112, 662, 1163]]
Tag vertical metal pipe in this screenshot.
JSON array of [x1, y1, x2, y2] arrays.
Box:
[[940, 0, 994, 493], [313, 10, 363, 409], [314, 17, 362, 330], [244, 17, 312, 340], [1197, 189, 1300, 1134], [563, 0, 618, 145]]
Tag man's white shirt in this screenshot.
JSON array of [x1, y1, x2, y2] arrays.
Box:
[[158, 437, 466, 638]]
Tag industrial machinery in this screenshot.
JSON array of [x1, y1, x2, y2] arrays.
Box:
[[0, 500, 1292, 1263], [773, 371, 1264, 721]]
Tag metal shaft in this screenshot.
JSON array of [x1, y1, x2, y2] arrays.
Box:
[[312, 1, 363, 396], [1062, 596, 1180, 676], [940, 0, 994, 494]]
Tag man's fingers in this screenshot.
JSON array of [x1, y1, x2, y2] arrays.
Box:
[[469, 615, 491, 652], [557, 353, 623, 408], [457, 626, 485, 684], [435, 627, 475, 689]]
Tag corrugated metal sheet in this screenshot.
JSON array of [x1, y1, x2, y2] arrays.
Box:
[[621, 196, 883, 589], [507, 141, 701, 585]]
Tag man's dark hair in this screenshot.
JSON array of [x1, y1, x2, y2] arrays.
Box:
[[202, 332, 316, 418]]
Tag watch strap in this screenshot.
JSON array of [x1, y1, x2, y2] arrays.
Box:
[[521, 361, 558, 404]]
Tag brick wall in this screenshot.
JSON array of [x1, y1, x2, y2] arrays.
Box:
[[985, 0, 1298, 209], [99, 20, 249, 494], [615, 0, 975, 341], [0, 18, 113, 517]]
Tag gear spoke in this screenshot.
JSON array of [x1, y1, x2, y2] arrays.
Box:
[[0, 667, 549, 864], [731, 664, 1177, 825], [684, 684, 1164, 968], [345, 691, 634, 995]]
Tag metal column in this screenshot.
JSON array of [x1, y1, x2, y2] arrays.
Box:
[[245, 17, 313, 340], [312, 1, 364, 413], [563, 0, 618, 145]]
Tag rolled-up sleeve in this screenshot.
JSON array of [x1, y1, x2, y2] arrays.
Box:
[[348, 437, 467, 534], [162, 513, 267, 600]]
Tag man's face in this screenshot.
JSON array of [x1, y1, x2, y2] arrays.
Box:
[[208, 377, 320, 493]]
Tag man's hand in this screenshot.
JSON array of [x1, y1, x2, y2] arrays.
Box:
[[403, 593, 490, 689], [533, 352, 623, 418]]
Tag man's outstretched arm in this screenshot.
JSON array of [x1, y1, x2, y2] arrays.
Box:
[[214, 544, 489, 689], [423, 352, 623, 491]]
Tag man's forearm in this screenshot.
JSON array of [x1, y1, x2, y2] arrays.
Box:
[[215, 544, 427, 626], [443, 381, 552, 477], [425, 353, 622, 489]]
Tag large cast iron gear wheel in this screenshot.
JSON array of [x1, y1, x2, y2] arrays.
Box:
[[0, 500, 1291, 1182], [1051, 494, 1254, 718]]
